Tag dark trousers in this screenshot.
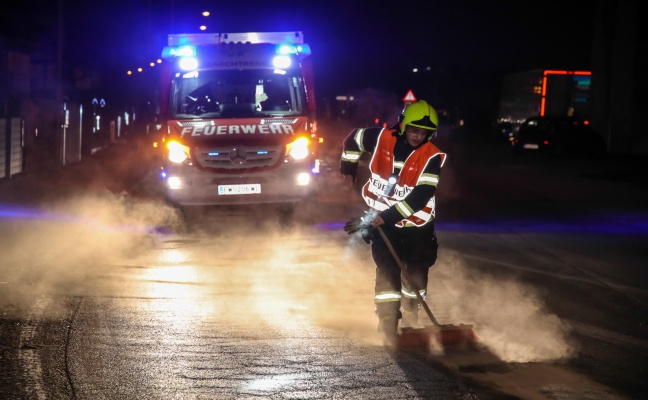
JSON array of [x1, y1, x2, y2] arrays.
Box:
[[372, 222, 438, 318]]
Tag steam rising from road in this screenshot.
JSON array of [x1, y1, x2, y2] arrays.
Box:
[[429, 250, 575, 362], [0, 192, 183, 309], [1, 190, 573, 365], [256, 235, 575, 363], [0, 123, 573, 367]]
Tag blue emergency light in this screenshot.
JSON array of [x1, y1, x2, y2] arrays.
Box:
[[271, 41, 309, 69], [175, 45, 196, 57], [161, 36, 311, 72], [276, 43, 311, 55]]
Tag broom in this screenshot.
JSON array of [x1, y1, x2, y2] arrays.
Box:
[[376, 226, 478, 348]]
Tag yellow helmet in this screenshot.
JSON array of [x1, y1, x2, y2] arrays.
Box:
[[399, 100, 438, 137]]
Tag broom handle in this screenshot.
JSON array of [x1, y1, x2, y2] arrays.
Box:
[[376, 226, 442, 327]]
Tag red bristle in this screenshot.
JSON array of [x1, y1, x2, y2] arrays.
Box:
[[396, 325, 478, 348]]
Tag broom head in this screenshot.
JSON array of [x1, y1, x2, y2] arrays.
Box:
[[397, 324, 478, 348]]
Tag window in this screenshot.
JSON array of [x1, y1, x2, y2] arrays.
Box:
[[172, 69, 303, 118]]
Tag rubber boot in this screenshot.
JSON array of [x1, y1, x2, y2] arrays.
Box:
[[401, 299, 420, 327], [378, 315, 399, 346], [375, 305, 402, 346]]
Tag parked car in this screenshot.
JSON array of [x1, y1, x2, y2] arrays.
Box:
[[512, 116, 607, 157]]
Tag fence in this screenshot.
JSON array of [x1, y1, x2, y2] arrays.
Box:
[[0, 118, 24, 179]]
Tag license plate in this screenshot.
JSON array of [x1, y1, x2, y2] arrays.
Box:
[[218, 184, 261, 195], [523, 143, 539, 149]]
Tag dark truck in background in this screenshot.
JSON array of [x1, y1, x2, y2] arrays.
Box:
[[494, 69, 592, 142]]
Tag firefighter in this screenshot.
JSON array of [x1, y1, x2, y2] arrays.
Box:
[[341, 100, 446, 343]]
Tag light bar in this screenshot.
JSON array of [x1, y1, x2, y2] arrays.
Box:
[[275, 43, 311, 56], [176, 45, 196, 57]]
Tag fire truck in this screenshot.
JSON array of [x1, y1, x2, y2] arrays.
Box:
[[157, 31, 320, 210]]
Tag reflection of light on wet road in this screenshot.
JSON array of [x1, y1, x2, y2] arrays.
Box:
[[138, 265, 220, 332], [141, 265, 201, 300], [144, 265, 194, 284], [136, 247, 225, 321], [128, 231, 382, 354], [157, 249, 189, 264], [140, 247, 203, 301], [244, 375, 297, 391]]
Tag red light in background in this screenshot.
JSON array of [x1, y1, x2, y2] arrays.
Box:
[[540, 70, 591, 116]]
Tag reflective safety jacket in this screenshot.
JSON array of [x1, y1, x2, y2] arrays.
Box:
[[362, 129, 446, 227]]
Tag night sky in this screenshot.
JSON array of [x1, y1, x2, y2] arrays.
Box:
[[4, 0, 595, 123]]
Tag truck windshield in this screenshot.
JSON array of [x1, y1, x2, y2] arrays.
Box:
[[171, 69, 303, 119]]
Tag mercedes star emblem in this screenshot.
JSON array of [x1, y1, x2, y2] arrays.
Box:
[[230, 147, 247, 164]]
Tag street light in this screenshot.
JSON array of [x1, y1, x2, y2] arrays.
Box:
[[200, 10, 210, 31]]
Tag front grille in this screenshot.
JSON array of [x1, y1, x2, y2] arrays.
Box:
[[261, 118, 298, 125], [178, 121, 215, 127], [194, 145, 282, 170]]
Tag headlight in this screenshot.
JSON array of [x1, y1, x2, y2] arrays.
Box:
[[179, 57, 198, 71], [167, 141, 191, 164], [272, 55, 291, 69], [167, 176, 182, 190], [285, 137, 310, 162]]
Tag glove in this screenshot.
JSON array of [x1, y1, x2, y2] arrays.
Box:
[[344, 217, 363, 234], [360, 225, 374, 244], [344, 215, 375, 244]]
